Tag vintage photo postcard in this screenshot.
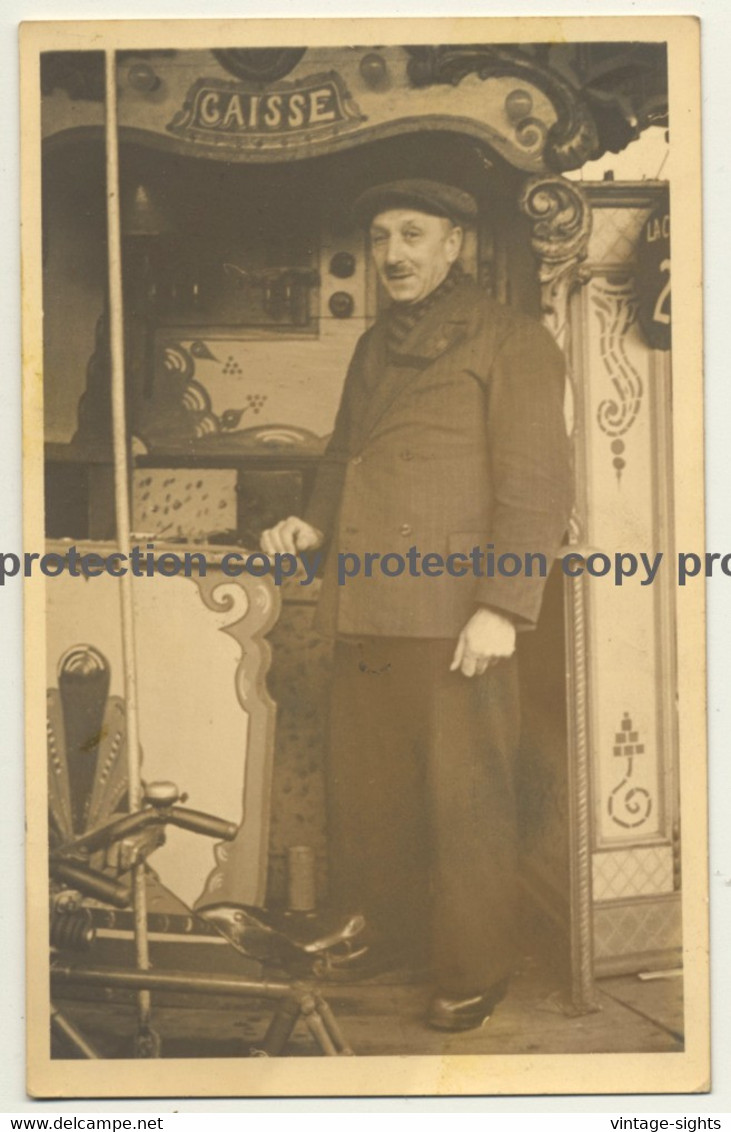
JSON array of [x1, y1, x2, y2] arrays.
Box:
[[21, 15, 708, 1097]]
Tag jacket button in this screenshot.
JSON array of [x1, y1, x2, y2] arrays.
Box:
[[399, 523, 412, 537], [351, 455, 363, 465]]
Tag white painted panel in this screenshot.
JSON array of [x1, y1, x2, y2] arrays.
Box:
[[47, 568, 252, 907]]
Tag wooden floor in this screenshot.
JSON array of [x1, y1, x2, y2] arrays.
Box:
[[53, 959, 684, 1059]]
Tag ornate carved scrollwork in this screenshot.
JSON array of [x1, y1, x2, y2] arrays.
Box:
[[194, 573, 280, 909], [519, 175, 590, 540], [405, 46, 599, 172], [518, 174, 592, 347]]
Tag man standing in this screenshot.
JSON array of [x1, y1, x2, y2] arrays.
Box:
[[261, 179, 571, 1031]]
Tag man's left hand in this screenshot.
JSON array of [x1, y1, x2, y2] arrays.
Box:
[[450, 608, 517, 678]]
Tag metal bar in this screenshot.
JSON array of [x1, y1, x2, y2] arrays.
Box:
[[50, 1004, 101, 1059], [566, 572, 600, 1014], [301, 1006, 339, 1056], [313, 994, 353, 1055], [51, 965, 294, 999], [53, 809, 162, 856], [260, 997, 300, 1056], [50, 861, 131, 908], [55, 804, 237, 857], [167, 807, 238, 840], [103, 48, 152, 1037]]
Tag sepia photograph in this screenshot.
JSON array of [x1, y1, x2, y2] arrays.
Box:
[[20, 16, 708, 1098]]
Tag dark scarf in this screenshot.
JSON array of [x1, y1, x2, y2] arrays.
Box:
[[385, 262, 466, 354]]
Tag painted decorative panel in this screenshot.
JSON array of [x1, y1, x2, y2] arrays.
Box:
[[586, 207, 648, 267], [132, 469, 237, 541], [577, 198, 676, 857], [145, 325, 360, 446], [133, 230, 367, 453], [593, 896, 682, 964], [592, 846, 674, 902]]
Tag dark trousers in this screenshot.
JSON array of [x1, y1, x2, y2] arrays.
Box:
[[326, 637, 520, 995]]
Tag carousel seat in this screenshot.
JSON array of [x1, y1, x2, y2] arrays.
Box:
[[197, 903, 367, 974]]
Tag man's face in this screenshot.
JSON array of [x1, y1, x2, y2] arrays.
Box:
[[369, 208, 463, 305]]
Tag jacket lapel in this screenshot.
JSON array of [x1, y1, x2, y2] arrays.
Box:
[[356, 279, 476, 443]]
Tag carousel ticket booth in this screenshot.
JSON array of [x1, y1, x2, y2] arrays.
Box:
[[42, 43, 677, 1025]]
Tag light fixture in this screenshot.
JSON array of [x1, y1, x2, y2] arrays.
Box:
[[127, 62, 161, 94], [329, 252, 356, 279], [329, 292, 354, 319]]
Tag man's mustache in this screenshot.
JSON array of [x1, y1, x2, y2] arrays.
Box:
[[384, 265, 414, 279]]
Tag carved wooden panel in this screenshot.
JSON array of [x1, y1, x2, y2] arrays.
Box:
[[571, 187, 680, 973]]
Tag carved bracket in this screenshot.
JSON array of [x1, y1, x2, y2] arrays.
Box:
[[519, 176, 591, 538], [193, 571, 281, 909], [518, 174, 592, 349], [405, 46, 599, 172]]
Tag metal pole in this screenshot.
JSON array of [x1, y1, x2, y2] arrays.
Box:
[[104, 49, 153, 1048], [50, 968, 354, 1057], [52, 965, 294, 998], [51, 1004, 101, 1059]]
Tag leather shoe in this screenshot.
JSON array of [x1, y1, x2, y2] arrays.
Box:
[[427, 976, 510, 1032]]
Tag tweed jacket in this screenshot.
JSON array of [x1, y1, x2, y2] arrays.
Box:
[[305, 272, 572, 639]]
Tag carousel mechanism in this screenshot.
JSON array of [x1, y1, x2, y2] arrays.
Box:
[[50, 778, 360, 1057]]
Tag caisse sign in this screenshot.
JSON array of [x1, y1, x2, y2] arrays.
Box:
[[636, 196, 671, 351], [168, 72, 365, 150]]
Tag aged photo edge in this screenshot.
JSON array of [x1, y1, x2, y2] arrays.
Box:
[[22, 13, 708, 1099]]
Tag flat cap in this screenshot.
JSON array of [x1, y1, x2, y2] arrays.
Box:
[[353, 179, 478, 227]]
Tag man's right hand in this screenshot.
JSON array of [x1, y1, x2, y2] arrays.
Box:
[[260, 516, 324, 556]]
